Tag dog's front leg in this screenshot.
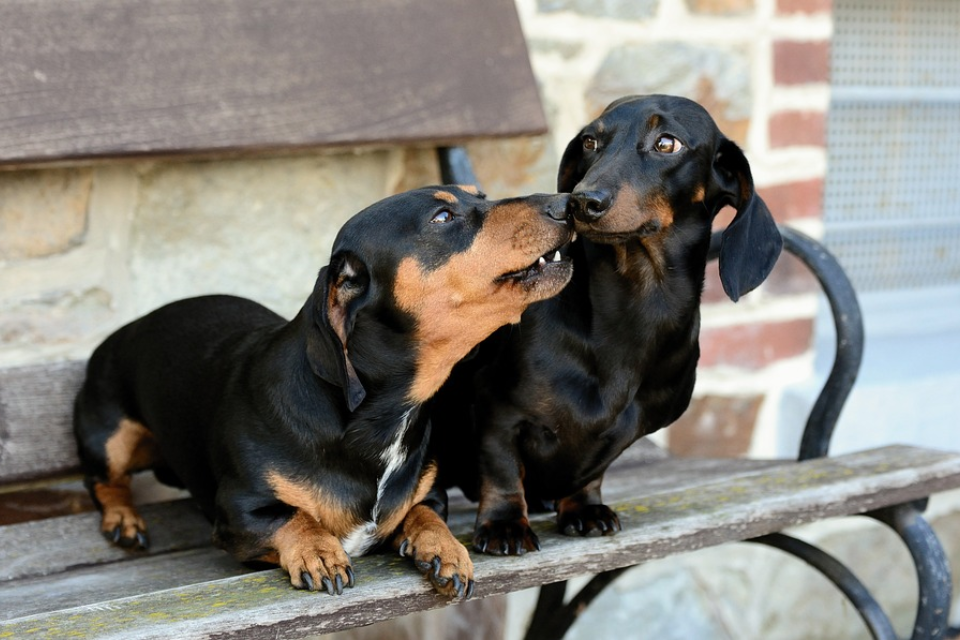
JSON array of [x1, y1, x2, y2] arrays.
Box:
[[267, 509, 356, 593], [556, 475, 621, 537], [213, 493, 355, 595], [392, 489, 475, 598], [473, 426, 541, 556]]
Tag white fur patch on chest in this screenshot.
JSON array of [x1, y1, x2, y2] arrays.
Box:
[[340, 408, 413, 556]]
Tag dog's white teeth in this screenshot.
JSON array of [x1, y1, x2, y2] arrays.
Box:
[[552, 251, 562, 263], [538, 256, 547, 267]]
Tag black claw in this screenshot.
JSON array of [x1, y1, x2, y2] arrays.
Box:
[[136, 531, 150, 549], [474, 538, 488, 554], [466, 580, 476, 599], [451, 574, 463, 597], [334, 574, 344, 595], [346, 566, 356, 587], [321, 576, 334, 594], [416, 559, 432, 573], [300, 571, 314, 591], [105, 526, 121, 544], [431, 556, 442, 578], [398, 540, 409, 557]]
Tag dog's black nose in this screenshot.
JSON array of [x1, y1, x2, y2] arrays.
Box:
[[544, 194, 572, 222], [569, 191, 611, 223]]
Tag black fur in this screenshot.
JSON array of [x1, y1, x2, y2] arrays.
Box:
[[74, 185, 573, 594], [432, 95, 783, 554]]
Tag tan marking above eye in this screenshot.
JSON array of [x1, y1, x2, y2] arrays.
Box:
[[433, 190, 458, 204], [457, 184, 480, 195]]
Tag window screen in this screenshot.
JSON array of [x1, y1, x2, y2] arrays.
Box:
[[823, 0, 960, 292]]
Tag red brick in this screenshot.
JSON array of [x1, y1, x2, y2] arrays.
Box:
[[667, 394, 763, 458], [774, 40, 830, 85], [769, 110, 826, 148], [777, 0, 831, 13], [757, 178, 824, 222], [698, 318, 813, 369]]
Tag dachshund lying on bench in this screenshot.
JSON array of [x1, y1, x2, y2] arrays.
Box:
[[73, 185, 573, 595]]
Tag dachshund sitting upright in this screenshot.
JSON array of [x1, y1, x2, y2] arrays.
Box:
[[431, 95, 783, 554], [73, 185, 574, 594]]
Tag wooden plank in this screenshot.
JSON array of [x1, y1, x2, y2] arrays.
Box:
[[0, 0, 546, 166], [2, 445, 958, 639], [0, 444, 760, 583], [0, 548, 253, 620], [0, 499, 211, 582], [0, 360, 86, 481]]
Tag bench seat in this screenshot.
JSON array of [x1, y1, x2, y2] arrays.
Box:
[[3, 444, 959, 638]]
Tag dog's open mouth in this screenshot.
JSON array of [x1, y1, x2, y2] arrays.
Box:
[[496, 237, 575, 288]]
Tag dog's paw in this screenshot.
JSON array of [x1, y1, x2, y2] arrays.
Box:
[[280, 535, 355, 595], [473, 518, 541, 556], [100, 504, 150, 550], [398, 525, 475, 598], [557, 503, 621, 537]]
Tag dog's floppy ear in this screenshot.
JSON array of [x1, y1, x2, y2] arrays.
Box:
[[308, 251, 369, 411], [712, 138, 783, 302], [557, 132, 585, 193]]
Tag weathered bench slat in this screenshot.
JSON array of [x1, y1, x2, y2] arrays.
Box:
[[0, 0, 546, 166], [0, 442, 766, 583], [3, 445, 958, 639], [0, 499, 210, 583], [1, 548, 253, 621], [0, 360, 86, 482]]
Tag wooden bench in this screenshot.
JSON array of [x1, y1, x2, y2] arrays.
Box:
[[2, 1, 960, 638]]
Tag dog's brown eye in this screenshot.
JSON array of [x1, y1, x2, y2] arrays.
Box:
[[582, 136, 598, 151], [654, 135, 683, 153], [430, 210, 454, 224]]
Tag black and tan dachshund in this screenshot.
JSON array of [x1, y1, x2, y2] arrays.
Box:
[[432, 95, 783, 554], [73, 185, 574, 595]]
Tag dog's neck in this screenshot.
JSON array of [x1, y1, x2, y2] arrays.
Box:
[[576, 226, 711, 326]]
